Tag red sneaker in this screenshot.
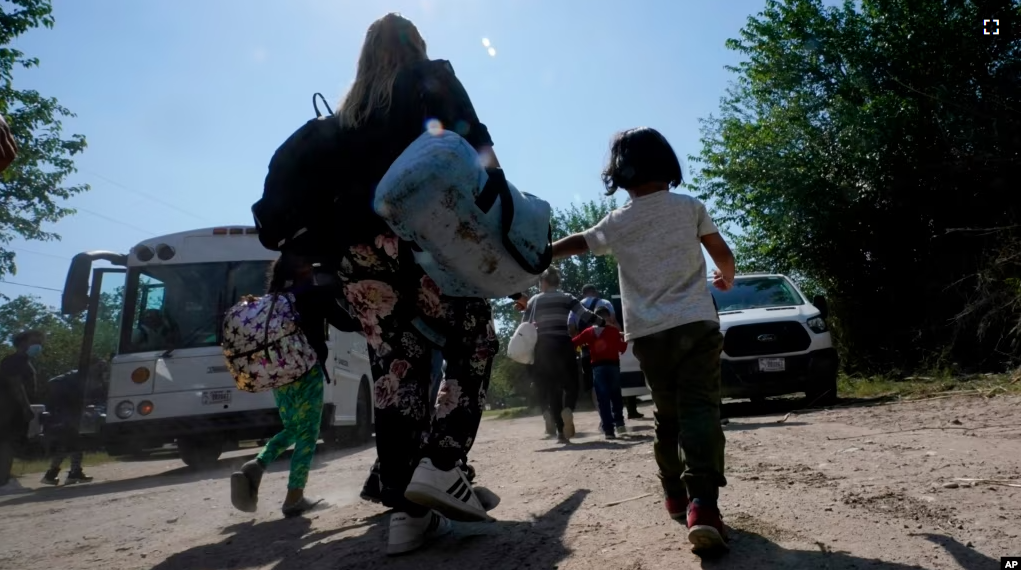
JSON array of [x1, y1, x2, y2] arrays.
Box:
[[686, 499, 727, 552], [665, 496, 688, 520]]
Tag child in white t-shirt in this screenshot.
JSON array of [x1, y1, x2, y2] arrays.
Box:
[[552, 127, 736, 554]]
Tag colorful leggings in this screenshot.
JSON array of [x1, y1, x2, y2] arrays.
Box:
[[338, 232, 497, 511], [257, 366, 324, 490]]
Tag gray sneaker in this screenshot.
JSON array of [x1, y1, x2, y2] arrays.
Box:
[[230, 459, 264, 513]]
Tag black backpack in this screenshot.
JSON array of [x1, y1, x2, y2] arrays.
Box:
[[253, 94, 369, 256], [254, 61, 491, 257]]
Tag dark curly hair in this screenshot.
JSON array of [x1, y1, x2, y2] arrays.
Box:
[[601, 127, 683, 195]]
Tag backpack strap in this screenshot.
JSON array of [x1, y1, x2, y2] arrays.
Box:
[[262, 294, 281, 360], [312, 93, 333, 118]]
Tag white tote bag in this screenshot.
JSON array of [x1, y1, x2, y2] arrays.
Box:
[[506, 302, 538, 365]]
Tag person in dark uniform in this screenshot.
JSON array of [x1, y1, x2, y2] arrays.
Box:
[[41, 367, 95, 485], [0, 330, 44, 486]]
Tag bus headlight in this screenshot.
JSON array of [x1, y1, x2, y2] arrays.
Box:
[[131, 367, 150, 384], [115, 401, 135, 419], [138, 401, 154, 416]]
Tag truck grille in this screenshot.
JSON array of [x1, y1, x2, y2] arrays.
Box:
[[723, 321, 811, 357]]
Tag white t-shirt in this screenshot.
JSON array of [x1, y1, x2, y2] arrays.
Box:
[[582, 191, 720, 341]]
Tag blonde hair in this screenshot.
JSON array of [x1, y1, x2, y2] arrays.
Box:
[[338, 13, 428, 128]]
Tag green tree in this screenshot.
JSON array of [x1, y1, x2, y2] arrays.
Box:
[[549, 199, 619, 299], [690, 0, 1020, 373], [0, 0, 89, 279]]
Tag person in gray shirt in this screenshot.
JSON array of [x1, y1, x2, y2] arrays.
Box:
[[523, 268, 603, 443]]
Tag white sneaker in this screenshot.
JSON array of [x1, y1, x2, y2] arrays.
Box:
[[561, 407, 576, 439], [386, 510, 452, 556], [404, 458, 493, 522]]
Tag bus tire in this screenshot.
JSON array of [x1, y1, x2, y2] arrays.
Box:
[[335, 379, 373, 447], [178, 437, 223, 469]]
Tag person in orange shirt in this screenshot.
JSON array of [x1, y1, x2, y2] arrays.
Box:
[[571, 307, 627, 439]]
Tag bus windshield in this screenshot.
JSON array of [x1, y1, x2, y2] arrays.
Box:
[[120, 261, 271, 354]]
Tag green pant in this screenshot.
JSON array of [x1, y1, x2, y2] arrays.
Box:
[[257, 366, 324, 490], [632, 321, 726, 501]]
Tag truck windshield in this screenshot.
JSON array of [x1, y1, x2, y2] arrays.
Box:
[[120, 261, 271, 354], [710, 277, 804, 312]]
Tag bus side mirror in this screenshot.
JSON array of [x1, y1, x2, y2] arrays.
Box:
[[812, 295, 829, 320]]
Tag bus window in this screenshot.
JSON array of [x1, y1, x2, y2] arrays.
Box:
[[139, 276, 165, 312], [122, 261, 273, 354], [226, 260, 272, 303]]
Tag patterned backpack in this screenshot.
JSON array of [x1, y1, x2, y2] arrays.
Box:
[[222, 293, 318, 393]]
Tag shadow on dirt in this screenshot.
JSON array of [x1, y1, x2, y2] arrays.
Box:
[[701, 526, 998, 570], [534, 437, 651, 453], [723, 421, 810, 432], [149, 489, 590, 570], [0, 442, 374, 508]]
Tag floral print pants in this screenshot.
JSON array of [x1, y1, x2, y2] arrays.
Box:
[[338, 232, 498, 510]]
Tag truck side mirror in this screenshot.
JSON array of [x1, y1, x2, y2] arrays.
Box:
[[812, 295, 829, 320]]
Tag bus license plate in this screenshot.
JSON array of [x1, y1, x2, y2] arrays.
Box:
[[758, 358, 785, 372], [202, 390, 232, 405]]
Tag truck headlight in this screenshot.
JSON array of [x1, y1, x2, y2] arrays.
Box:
[[115, 400, 135, 419], [807, 317, 828, 334]]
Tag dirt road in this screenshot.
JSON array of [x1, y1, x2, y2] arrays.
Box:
[[0, 395, 1018, 570]]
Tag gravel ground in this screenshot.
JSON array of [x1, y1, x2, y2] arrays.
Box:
[[0, 394, 1018, 570]]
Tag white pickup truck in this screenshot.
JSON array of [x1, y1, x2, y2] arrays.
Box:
[[611, 274, 839, 404]]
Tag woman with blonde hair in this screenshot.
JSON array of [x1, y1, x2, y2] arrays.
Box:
[[331, 13, 500, 555]]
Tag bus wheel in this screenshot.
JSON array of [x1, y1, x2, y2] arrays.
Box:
[[335, 379, 373, 447], [178, 437, 223, 469]]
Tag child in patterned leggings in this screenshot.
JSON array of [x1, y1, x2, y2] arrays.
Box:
[[231, 254, 357, 517]]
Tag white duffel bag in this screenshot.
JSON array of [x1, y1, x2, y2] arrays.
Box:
[[373, 130, 553, 298]]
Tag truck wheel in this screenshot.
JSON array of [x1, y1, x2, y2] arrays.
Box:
[[177, 437, 223, 469], [805, 374, 838, 407], [335, 379, 373, 447]]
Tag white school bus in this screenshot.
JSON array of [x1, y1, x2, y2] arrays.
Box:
[[61, 226, 374, 468]]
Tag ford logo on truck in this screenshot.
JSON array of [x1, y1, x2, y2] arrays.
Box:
[[757, 334, 777, 342]]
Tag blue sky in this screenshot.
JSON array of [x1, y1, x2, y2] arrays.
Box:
[[2, 0, 767, 307]]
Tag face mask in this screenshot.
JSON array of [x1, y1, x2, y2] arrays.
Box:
[[26, 344, 42, 358]]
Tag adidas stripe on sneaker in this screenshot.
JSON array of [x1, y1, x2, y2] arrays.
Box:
[[404, 458, 493, 522]]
